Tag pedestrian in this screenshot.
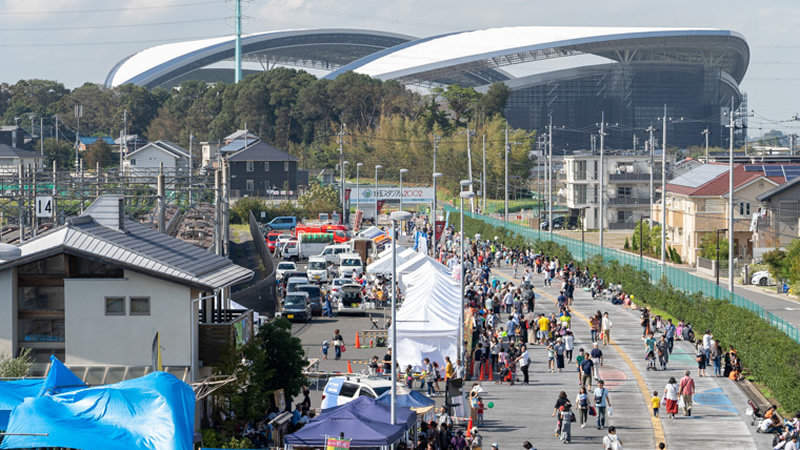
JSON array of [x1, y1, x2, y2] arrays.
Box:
[[552, 391, 571, 437], [602, 312, 613, 346], [564, 330, 575, 362], [665, 318, 676, 353], [477, 397, 485, 425], [321, 340, 329, 360], [602, 426, 623, 450], [559, 404, 573, 443], [590, 342, 603, 380], [651, 390, 661, 417], [469, 427, 482, 450], [695, 342, 707, 377], [711, 341, 723, 377], [515, 344, 531, 384], [702, 329, 713, 362], [575, 385, 589, 428], [656, 335, 669, 370], [579, 354, 594, 390], [554, 338, 566, 373], [593, 380, 611, 429], [645, 332, 657, 370], [663, 376, 679, 419], [333, 329, 344, 360], [546, 342, 555, 373], [679, 370, 695, 416]]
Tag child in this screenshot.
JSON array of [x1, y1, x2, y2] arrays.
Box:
[[547, 343, 555, 373], [651, 391, 661, 417], [477, 397, 485, 425], [321, 340, 329, 360]]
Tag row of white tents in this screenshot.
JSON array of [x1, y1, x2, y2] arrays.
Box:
[[367, 245, 461, 369]]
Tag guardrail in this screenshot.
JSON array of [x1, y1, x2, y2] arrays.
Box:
[[444, 205, 800, 344]]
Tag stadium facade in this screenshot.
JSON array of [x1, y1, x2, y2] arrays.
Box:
[[107, 26, 749, 150]]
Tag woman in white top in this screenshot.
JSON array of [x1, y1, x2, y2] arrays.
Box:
[[663, 376, 679, 418]]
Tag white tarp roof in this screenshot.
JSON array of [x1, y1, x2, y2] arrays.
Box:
[[359, 226, 386, 239], [367, 247, 417, 275], [392, 259, 461, 369]]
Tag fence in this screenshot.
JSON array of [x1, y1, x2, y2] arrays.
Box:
[[444, 205, 800, 344]]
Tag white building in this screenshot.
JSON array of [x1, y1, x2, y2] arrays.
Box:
[[0, 195, 253, 380], [561, 151, 671, 230], [122, 140, 191, 176], [0, 143, 43, 174]]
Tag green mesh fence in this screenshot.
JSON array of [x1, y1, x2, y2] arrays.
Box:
[[444, 205, 800, 344]]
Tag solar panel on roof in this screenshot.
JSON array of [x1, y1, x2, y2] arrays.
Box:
[[787, 175, 799, 181], [744, 165, 763, 172], [764, 167, 784, 176]]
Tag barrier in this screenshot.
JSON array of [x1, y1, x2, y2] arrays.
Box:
[[445, 205, 800, 344]]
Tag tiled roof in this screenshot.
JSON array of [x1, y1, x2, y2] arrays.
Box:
[[227, 141, 298, 162], [666, 164, 784, 196]]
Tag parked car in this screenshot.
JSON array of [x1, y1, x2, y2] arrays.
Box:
[[276, 261, 297, 279], [338, 253, 364, 278], [265, 216, 298, 231], [337, 284, 365, 314], [320, 376, 394, 409], [280, 240, 299, 260], [539, 216, 579, 231], [307, 256, 329, 283], [319, 244, 350, 265], [295, 284, 323, 316], [751, 270, 776, 286], [286, 276, 310, 295], [265, 231, 282, 252], [282, 292, 311, 322], [329, 277, 352, 297]]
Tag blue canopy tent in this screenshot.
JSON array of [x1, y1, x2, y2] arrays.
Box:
[[284, 411, 404, 448], [325, 396, 416, 429], [0, 380, 42, 430], [0, 371, 195, 450], [376, 386, 435, 410]]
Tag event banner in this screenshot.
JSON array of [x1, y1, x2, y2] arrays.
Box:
[[352, 187, 434, 204], [326, 437, 351, 450]]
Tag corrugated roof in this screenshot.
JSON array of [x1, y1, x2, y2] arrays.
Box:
[[0, 196, 252, 290], [666, 164, 785, 196], [669, 164, 729, 188], [227, 141, 298, 162]]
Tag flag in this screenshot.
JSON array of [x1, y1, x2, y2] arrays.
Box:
[[151, 331, 163, 372]]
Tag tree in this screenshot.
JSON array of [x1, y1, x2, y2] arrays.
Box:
[[482, 82, 511, 118], [83, 139, 115, 168], [436, 85, 482, 127], [230, 197, 267, 224], [699, 232, 729, 260], [297, 181, 340, 217], [212, 318, 306, 427], [0, 348, 32, 377], [41, 137, 75, 169]]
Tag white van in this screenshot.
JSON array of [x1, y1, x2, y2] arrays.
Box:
[[319, 244, 349, 265], [307, 256, 328, 283], [320, 376, 394, 409], [338, 253, 364, 278]]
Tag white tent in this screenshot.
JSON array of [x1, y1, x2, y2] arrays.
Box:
[[358, 226, 386, 239], [367, 247, 417, 275], [391, 259, 461, 370]]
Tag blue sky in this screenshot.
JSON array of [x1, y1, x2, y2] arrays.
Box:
[[1, 0, 799, 135]]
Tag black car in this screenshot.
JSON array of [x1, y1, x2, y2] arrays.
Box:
[[282, 292, 312, 322], [540, 216, 579, 231], [295, 284, 323, 316]]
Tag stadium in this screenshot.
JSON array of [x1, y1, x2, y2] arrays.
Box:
[[106, 26, 750, 149]]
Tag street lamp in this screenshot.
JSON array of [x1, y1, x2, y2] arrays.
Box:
[[341, 160, 349, 225], [432, 172, 443, 259], [716, 228, 728, 288], [399, 168, 408, 213], [374, 164, 383, 223], [355, 162, 363, 222], [458, 180, 473, 362], [389, 209, 412, 426]]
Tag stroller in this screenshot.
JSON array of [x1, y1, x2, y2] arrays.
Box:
[[645, 350, 657, 370]]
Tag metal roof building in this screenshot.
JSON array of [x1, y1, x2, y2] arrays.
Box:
[[107, 26, 750, 149]]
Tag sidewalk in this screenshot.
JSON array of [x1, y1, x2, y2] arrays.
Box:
[[487, 267, 772, 449]]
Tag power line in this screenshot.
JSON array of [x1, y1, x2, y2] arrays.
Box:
[[0, 0, 222, 16], [0, 17, 227, 32]]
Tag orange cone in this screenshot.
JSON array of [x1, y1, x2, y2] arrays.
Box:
[[488, 364, 493, 381], [465, 417, 474, 437], [354, 333, 361, 349], [347, 360, 353, 373], [478, 362, 485, 381]]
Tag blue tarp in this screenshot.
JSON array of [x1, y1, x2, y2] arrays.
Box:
[[326, 396, 416, 429], [0, 371, 195, 450], [39, 355, 86, 396], [376, 387, 435, 410], [0, 379, 43, 430]]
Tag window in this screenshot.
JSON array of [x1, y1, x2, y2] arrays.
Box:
[[592, 185, 598, 203], [105, 297, 125, 315], [618, 186, 632, 198], [130, 297, 150, 315], [131, 159, 136, 166], [246, 179, 254, 191], [575, 185, 587, 204], [339, 383, 359, 398], [19, 286, 65, 311], [246, 161, 254, 172], [264, 162, 270, 172], [284, 161, 289, 172], [739, 202, 750, 216], [574, 160, 587, 180], [593, 160, 598, 179]]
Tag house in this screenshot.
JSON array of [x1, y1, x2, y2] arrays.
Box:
[[755, 175, 800, 255], [0, 143, 43, 174], [224, 129, 259, 144], [652, 163, 796, 265], [123, 140, 191, 176], [0, 195, 253, 379], [0, 126, 28, 148], [115, 134, 149, 154], [672, 158, 704, 177], [200, 140, 222, 169], [560, 151, 668, 230], [225, 140, 307, 197], [78, 136, 116, 152]]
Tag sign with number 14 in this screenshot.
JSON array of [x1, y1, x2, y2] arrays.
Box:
[[35, 196, 54, 218]]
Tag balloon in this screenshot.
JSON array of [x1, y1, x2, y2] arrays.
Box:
[[488, 402, 495, 408]]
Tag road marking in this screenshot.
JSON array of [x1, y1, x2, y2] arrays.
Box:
[[494, 270, 666, 446]]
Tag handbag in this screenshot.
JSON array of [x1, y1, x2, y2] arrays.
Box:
[[589, 406, 596, 416], [341, 344, 347, 352]]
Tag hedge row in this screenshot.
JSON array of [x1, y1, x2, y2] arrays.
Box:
[[458, 211, 800, 412]]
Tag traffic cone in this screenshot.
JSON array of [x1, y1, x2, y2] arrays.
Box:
[[354, 333, 361, 349], [370, 338, 374, 348], [347, 360, 353, 373], [488, 364, 493, 381], [465, 417, 474, 437]]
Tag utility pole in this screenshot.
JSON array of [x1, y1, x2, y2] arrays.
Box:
[[727, 98, 736, 295], [234, 0, 242, 83], [215, 170, 222, 256], [504, 124, 509, 222], [548, 114, 553, 239], [52, 160, 57, 226], [646, 124, 657, 218], [466, 127, 475, 213], [598, 112, 607, 252], [18, 164, 24, 244], [189, 132, 194, 205], [158, 164, 166, 232], [661, 104, 667, 266], [74, 104, 82, 170], [39, 117, 44, 156], [701, 128, 711, 162], [482, 133, 487, 212], [53, 114, 58, 143], [337, 124, 346, 225]]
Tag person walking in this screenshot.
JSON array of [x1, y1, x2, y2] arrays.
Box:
[[663, 376, 679, 418], [656, 335, 669, 370], [602, 426, 623, 450], [665, 318, 676, 354], [554, 338, 566, 373], [552, 391, 571, 438], [575, 386, 589, 428], [579, 354, 594, 390], [711, 341, 723, 377], [590, 342, 603, 380], [695, 342, 707, 377], [593, 380, 611, 429], [679, 370, 695, 416], [515, 344, 531, 384], [601, 312, 613, 346], [564, 330, 575, 362], [559, 404, 573, 444], [333, 329, 344, 360]]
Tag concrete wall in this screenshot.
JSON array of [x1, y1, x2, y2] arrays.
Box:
[[64, 270, 192, 367], [0, 269, 16, 356]]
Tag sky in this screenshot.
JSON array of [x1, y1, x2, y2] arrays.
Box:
[[2, 0, 800, 136]]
